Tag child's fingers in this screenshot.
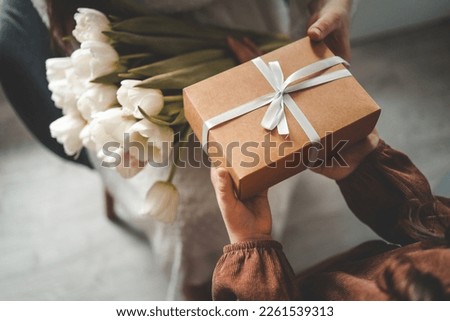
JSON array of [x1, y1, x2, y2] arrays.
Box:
[[211, 167, 238, 215]]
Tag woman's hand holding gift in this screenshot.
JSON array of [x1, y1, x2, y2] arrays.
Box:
[[307, 0, 353, 62]]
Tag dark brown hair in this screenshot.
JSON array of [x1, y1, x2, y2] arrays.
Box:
[[46, 0, 108, 54], [382, 256, 448, 300], [384, 198, 450, 300], [401, 198, 450, 247]]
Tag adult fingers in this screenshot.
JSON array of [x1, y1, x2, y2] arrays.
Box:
[[307, 11, 341, 41], [325, 31, 351, 62]]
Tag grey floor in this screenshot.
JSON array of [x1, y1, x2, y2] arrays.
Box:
[[1, 20, 449, 300]]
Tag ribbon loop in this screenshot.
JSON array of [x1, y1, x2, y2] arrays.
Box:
[[261, 96, 284, 131], [268, 61, 284, 89], [202, 55, 352, 151], [277, 112, 289, 136]]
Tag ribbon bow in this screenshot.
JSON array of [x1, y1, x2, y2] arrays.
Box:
[[202, 56, 352, 151]]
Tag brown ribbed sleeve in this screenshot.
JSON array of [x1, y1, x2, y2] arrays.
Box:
[[212, 240, 298, 300], [337, 140, 438, 245]]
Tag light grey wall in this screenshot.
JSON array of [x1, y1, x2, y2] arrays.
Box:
[[351, 0, 450, 40]]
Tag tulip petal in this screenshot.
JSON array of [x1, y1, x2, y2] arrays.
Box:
[[140, 181, 179, 224]]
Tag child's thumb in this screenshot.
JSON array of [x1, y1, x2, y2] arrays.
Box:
[[211, 167, 237, 212]]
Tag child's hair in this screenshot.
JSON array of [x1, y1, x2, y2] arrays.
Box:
[[401, 198, 450, 247], [383, 198, 450, 300], [382, 256, 448, 300]]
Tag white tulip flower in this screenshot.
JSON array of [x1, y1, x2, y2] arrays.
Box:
[[65, 67, 90, 97], [77, 83, 118, 121], [140, 181, 179, 224], [79, 123, 96, 150], [46, 57, 72, 83], [48, 78, 78, 115], [46, 58, 81, 115], [73, 8, 110, 43], [47, 64, 92, 115], [127, 118, 174, 164], [117, 80, 164, 119], [49, 113, 86, 156], [89, 108, 136, 159], [71, 41, 119, 80], [110, 146, 145, 179]]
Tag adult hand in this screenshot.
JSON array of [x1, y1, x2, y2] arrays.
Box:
[[311, 129, 380, 180], [211, 167, 272, 243], [307, 0, 353, 62]]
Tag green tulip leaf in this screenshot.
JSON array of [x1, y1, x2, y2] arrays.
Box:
[[149, 109, 187, 127], [129, 49, 226, 77], [169, 109, 187, 126], [104, 31, 225, 56], [91, 72, 124, 84], [119, 53, 154, 62], [117, 72, 146, 80], [137, 58, 236, 89], [161, 101, 183, 116]]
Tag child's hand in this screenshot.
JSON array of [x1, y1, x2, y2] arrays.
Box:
[[311, 129, 380, 180], [307, 0, 353, 62], [211, 167, 272, 244]]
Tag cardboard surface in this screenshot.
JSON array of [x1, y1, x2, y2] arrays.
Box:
[[184, 37, 381, 199]]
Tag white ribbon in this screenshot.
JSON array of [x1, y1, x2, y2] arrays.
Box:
[[202, 56, 352, 151]]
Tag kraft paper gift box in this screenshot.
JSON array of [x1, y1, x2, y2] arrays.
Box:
[[184, 37, 381, 199]]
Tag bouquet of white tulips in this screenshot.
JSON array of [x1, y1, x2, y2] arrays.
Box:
[[46, 7, 288, 223]]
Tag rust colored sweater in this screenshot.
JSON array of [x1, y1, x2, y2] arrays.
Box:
[[212, 141, 450, 300]]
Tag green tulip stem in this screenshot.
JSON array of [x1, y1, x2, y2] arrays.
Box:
[[164, 95, 183, 103], [167, 159, 177, 184], [166, 125, 192, 184]]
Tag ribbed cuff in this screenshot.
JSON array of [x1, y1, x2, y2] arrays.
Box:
[[223, 240, 282, 254]]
